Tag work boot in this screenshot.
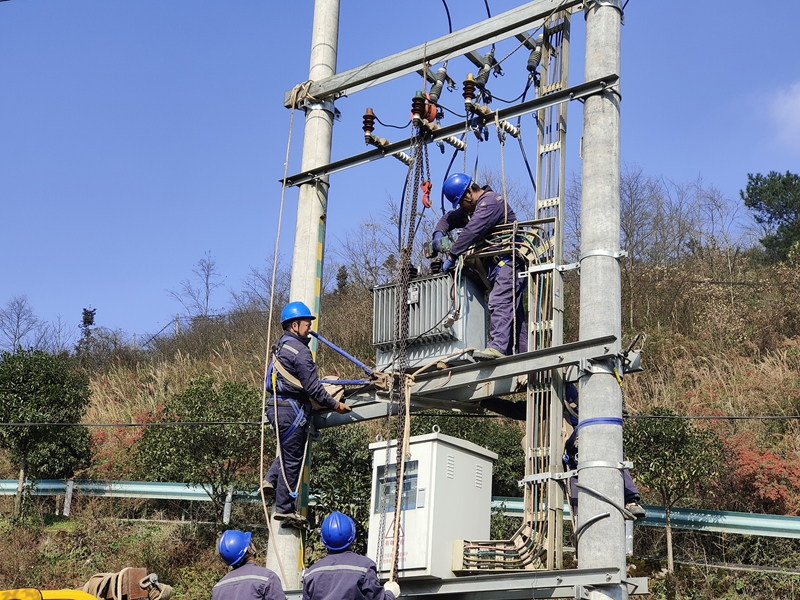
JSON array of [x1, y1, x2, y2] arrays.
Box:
[[276, 512, 308, 529], [473, 347, 505, 361], [625, 502, 647, 521], [259, 479, 275, 503]]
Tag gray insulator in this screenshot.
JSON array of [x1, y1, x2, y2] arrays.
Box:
[[475, 49, 495, 88], [429, 68, 447, 104], [527, 47, 542, 72]]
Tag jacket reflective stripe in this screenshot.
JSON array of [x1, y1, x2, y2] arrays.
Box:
[[214, 574, 272, 588], [305, 564, 368, 576]]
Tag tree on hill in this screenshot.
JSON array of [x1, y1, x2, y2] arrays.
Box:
[[136, 375, 263, 521], [623, 408, 722, 573], [741, 170, 800, 261], [0, 348, 91, 515]]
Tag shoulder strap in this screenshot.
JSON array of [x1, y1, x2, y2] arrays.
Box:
[[272, 354, 304, 390]]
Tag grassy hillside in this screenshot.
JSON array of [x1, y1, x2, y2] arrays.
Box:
[[3, 245, 800, 598]]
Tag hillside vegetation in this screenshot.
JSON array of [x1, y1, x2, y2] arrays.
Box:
[[2, 169, 800, 598]]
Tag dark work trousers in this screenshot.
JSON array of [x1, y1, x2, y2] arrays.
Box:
[[487, 259, 528, 355], [568, 469, 640, 518], [265, 399, 309, 515]]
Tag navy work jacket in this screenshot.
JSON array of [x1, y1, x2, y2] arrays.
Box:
[[302, 551, 396, 600], [267, 332, 338, 411], [212, 561, 286, 600]]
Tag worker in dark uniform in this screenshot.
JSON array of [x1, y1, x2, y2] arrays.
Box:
[[432, 172, 527, 360], [302, 511, 400, 600], [212, 529, 286, 600], [481, 382, 646, 520], [262, 301, 351, 526]]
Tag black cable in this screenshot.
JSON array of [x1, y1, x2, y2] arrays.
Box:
[[436, 103, 467, 119], [140, 320, 176, 348], [375, 116, 411, 130], [440, 141, 462, 213], [440, 0, 453, 34], [489, 85, 531, 104], [397, 175, 409, 251], [4, 414, 800, 428], [515, 78, 537, 193], [482, 0, 494, 52]]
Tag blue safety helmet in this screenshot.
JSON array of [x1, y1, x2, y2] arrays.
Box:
[[443, 172, 472, 207], [281, 301, 316, 326], [218, 530, 252, 566], [321, 511, 356, 551]]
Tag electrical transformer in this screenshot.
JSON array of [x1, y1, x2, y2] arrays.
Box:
[[366, 431, 497, 580], [372, 272, 487, 369]]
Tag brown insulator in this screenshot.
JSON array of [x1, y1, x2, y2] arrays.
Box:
[[362, 108, 376, 140], [411, 91, 426, 126], [462, 73, 476, 104]]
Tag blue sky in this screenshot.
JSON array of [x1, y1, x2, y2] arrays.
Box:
[[1, 0, 799, 344]]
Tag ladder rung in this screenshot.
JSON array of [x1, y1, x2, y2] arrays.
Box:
[[540, 82, 564, 95], [539, 142, 561, 153]]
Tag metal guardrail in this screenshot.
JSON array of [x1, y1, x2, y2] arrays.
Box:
[[489, 496, 800, 539], [4, 481, 800, 539]]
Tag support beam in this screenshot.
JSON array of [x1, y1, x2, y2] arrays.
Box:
[[313, 336, 617, 429], [283, 0, 582, 105], [283, 569, 647, 600], [283, 75, 618, 188]]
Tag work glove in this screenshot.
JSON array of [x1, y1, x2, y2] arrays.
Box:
[[432, 231, 444, 252], [334, 402, 352, 414], [442, 255, 456, 272], [383, 581, 401, 598]]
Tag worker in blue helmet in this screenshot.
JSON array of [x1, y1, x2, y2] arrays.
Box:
[[302, 512, 400, 600], [433, 172, 527, 360], [262, 301, 352, 527], [212, 529, 286, 600]]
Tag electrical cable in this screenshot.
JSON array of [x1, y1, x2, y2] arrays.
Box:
[[5, 413, 800, 429], [375, 116, 412, 130], [516, 77, 537, 193], [482, 0, 495, 52], [440, 0, 453, 34], [436, 103, 467, 119]]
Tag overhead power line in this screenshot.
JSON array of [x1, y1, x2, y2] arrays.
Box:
[[2, 414, 800, 428]]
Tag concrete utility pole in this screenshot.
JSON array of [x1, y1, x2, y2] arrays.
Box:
[[267, 0, 340, 590], [288, 0, 340, 319], [577, 0, 625, 599]]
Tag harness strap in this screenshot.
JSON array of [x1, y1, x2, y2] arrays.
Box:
[[271, 354, 304, 390]]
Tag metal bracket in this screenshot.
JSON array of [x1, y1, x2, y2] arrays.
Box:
[[518, 261, 579, 277], [585, 0, 624, 24], [518, 469, 577, 486], [574, 584, 591, 599], [577, 460, 632, 472], [576, 355, 620, 377], [579, 249, 628, 262], [299, 98, 341, 121], [558, 261, 580, 272]]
